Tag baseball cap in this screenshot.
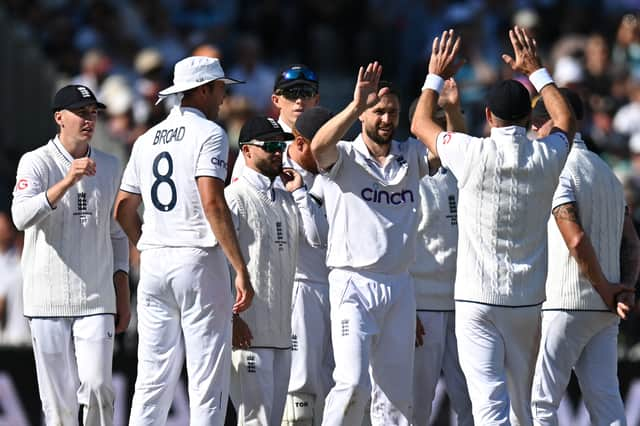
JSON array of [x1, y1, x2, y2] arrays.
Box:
[[274, 64, 319, 91], [239, 117, 295, 144], [294, 107, 334, 140], [487, 79, 531, 121], [52, 85, 106, 112], [532, 87, 584, 121], [158, 56, 243, 98]]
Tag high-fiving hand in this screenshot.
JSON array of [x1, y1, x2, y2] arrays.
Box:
[[353, 62, 388, 113], [502, 25, 543, 76], [428, 29, 464, 79]]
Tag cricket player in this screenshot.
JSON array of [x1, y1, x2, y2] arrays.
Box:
[[408, 81, 473, 426], [310, 67, 433, 425], [231, 64, 320, 182], [530, 89, 639, 425], [411, 27, 576, 425], [281, 107, 335, 426], [114, 56, 254, 425], [12, 84, 130, 425], [226, 116, 324, 426]]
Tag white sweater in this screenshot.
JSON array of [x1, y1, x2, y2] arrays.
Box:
[[12, 138, 129, 317], [438, 126, 569, 306], [412, 168, 458, 311], [544, 140, 625, 310], [225, 172, 300, 348]]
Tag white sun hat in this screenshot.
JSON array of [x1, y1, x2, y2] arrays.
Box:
[[157, 56, 243, 103]]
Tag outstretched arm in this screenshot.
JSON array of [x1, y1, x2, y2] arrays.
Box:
[[411, 29, 463, 156], [311, 62, 388, 170]]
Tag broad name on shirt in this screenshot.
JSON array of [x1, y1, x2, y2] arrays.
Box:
[[153, 127, 186, 145]]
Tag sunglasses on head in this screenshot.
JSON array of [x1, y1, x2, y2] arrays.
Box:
[[279, 86, 318, 100], [280, 67, 318, 83], [243, 140, 288, 153]]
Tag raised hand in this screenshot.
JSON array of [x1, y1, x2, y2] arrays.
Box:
[[502, 25, 543, 76], [438, 78, 460, 110], [428, 29, 464, 79], [353, 62, 388, 113]]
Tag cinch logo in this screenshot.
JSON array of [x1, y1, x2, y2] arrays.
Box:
[[211, 157, 227, 169], [361, 183, 414, 205]]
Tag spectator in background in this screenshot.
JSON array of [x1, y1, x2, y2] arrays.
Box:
[[584, 33, 615, 98], [612, 12, 640, 79], [228, 34, 277, 115], [614, 78, 640, 137], [0, 211, 29, 347], [71, 48, 112, 95]]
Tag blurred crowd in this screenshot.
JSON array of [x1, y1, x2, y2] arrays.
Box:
[[2, 0, 640, 356]]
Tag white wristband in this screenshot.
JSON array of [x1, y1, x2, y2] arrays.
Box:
[[422, 74, 445, 93], [529, 68, 554, 92]]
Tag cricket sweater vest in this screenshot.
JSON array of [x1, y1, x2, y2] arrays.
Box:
[[14, 141, 126, 317], [225, 179, 299, 348], [544, 142, 624, 311], [412, 168, 458, 311], [453, 127, 567, 306]]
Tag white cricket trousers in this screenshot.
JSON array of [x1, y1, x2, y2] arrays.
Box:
[[455, 302, 541, 426], [231, 347, 292, 425], [30, 314, 115, 426], [532, 310, 625, 426], [287, 281, 334, 423], [129, 246, 233, 426], [322, 269, 416, 426], [412, 311, 473, 426]]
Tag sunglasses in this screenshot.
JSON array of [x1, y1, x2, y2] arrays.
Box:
[[280, 67, 318, 83], [279, 86, 318, 100], [243, 140, 288, 153]]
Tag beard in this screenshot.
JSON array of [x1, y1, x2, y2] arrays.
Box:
[[365, 126, 393, 145], [255, 156, 283, 179]]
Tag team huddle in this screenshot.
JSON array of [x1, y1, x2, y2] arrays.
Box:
[[11, 26, 640, 426]]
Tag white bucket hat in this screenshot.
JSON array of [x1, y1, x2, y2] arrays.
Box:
[[157, 56, 243, 103]]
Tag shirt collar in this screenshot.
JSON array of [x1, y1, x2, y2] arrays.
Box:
[[51, 135, 91, 165], [172, 105, 207, 119], [277, 117, 292, 133], [353, 134, 403, 161], [241, 166, 276, 200], [490, 125, 528, 139]]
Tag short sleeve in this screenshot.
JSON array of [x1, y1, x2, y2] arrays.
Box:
[[409, 138, 430, 178], [196, 128, 229, 180], [319, 144, 347, 181], [436, 131, 475, 179], [551, 170, 575, 210], [120, 143, 141, 194]]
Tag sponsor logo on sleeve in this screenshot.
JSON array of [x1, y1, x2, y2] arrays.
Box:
[[15, 179, 28, 190], [211, 157, 228, 169], [442, 132, 452, 145]]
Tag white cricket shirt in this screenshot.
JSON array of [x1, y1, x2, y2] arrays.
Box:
[[282, 150, 329, 286], [437, 126, 569, 306], [121, 106, 229, 251], [545, 136, 625, 310], [412, 166, 459, 311], [311, 135, 430, 274]]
